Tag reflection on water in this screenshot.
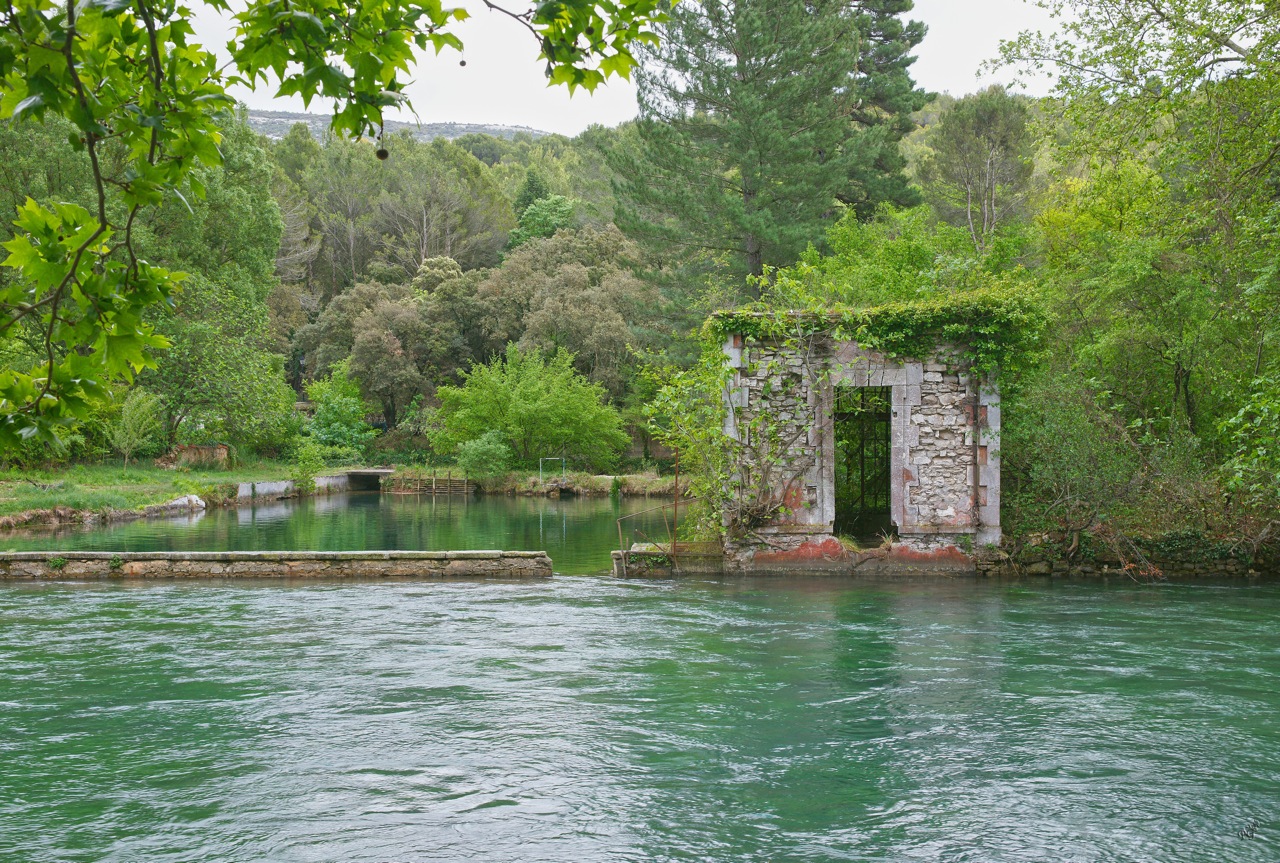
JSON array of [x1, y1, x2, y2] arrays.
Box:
[[0, 493, 672, 575], [0, 578, 1277, 862]]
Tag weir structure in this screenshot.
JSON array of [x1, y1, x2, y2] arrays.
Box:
[[0, 550, 552, 580], [717, 325, 1000, 574]]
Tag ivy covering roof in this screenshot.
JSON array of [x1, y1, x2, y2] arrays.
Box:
[[706, 285, 1048, 377]]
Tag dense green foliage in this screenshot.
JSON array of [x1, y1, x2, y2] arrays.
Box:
[[613, 0, 927, 285], [304, 362, 374, 461], [431, 345, 629, 472], [455, 430, 513, 482], [0, 0, 666, 445]]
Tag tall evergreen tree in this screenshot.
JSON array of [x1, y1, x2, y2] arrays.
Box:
[[514, 169, 552, 217], [613, 0, 927, 286]]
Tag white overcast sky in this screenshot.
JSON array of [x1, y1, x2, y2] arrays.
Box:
[[198, 0, 1061, 137]]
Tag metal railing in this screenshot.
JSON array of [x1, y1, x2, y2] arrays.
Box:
[[615, 498, 721, 576]]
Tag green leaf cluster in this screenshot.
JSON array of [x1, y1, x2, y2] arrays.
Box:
[[431, 343, 629, 471], [707, 283, 1049, 379], [305, 362, 374, 451]]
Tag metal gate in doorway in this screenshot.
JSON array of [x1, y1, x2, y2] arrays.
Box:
[[833, 386, 893, 541]]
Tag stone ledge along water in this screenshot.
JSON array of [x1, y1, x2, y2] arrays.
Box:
[[0, 550, 553, 580]]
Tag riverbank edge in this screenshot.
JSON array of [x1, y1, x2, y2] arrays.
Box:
[[0, 475, 350, 532], [0, 470, 683, 533], [614, 542, 1279, 580], [0, 550, 553, 580]]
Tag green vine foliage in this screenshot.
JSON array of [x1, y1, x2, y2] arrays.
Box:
[[706, 266, 1050, 380], [642, 339, 733, 541], [645, 326, 830, 543]]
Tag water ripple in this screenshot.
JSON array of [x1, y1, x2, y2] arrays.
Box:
[[0, 579, 1278, 862]]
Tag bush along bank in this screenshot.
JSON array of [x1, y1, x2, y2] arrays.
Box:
[[473, 471, 684, 498], [975, 529, 1278, 581]]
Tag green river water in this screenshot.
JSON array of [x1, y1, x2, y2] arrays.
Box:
[[1, 497, 1279, 861], [0, 493, 669, 575]]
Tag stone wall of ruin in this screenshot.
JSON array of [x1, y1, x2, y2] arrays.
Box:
[[722, 334, 1000, 567]]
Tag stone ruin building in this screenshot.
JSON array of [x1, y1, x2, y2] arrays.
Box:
[[720, 322, 1000, 572]]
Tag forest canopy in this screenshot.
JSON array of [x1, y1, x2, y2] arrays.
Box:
[[1, 0, 1278, 555]]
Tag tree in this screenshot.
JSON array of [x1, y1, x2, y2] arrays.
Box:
[[306, 362, 374, 451], [411, 256, 463, 293], [477, 226, 658, 396], [513, 169, 551, 217], [145, 274, 299, 452], [108, 389, 164, 466], [916, 87, 1035, 255], [613, 0, 926, 286], [373, 136, 514, 273], [1000, 2, 1280, 448], [0, 0, 666, 446], [506, 195, 576, 250], [133, 117, 299, 453], [775, 205, 985, 309], [431, 344, 629, 471], [348, 297, 429, 427], [297, 282, 413, 377]]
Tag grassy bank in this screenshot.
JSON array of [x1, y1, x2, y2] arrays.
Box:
[[0, 461, 294, 520], [385, 467, 680, 497], [487, 471, 679, 497]]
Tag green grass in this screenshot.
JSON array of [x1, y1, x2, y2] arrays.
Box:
[[0, 460, 294, 518]]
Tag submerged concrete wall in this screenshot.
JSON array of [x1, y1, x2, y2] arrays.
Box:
[[0, 550, 552, 580]]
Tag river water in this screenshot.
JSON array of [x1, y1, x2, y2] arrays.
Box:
[[1, 576, 1278, 862], [0, 493, 671, 575]]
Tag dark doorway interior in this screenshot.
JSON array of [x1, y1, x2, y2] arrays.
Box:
[[834, 386, 893, 541]]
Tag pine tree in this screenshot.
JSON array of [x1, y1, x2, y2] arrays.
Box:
[[514, 169, 552, 218], [613, 0, 927, 288]]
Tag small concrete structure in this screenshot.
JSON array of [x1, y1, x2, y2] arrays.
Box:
[[0, 550, 552, 580], [346, 469, 396, 491], [721, 330, 999, 573], [235, 474, 354, 502]]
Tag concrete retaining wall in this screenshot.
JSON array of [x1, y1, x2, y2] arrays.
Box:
[[235, 475, 349, 501], [0, 550, 552, 580]]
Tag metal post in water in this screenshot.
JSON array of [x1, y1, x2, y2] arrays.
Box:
[[672, 447, 679, 563]]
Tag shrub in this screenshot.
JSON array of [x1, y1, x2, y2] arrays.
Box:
[[306, 361, 376, 450], [1221, 376, 1280, 514], [290, 440, 327, 495], [455, 431, 512, 481], [108, 389, 164, 466], [431, 344, 629, 472]]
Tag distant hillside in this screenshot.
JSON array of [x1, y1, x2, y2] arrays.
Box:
[[245, 109, 551, 142]]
